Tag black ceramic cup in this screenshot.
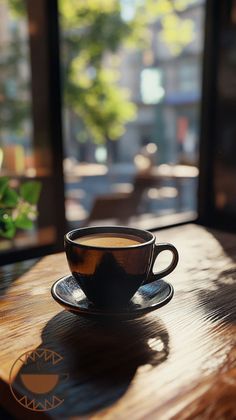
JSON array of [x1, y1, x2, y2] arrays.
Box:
[[64, 226, 179, 308]]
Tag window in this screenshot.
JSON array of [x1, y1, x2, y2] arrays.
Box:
[[2, 0, 236, 264], [61, 0, 205, 229], [141, 68, 165, 104], [178, 62, 200, 92], [0, 0, 65, 264]]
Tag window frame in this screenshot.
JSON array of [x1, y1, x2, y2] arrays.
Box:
[[1, 0, 66, 265], [197, 0, 236, 232]]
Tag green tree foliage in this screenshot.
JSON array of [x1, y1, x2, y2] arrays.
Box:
[[60, 0, 141, 144], [61, 0, 196, 143], [6, 0, 196, 145], [146, 0, 196, 55]]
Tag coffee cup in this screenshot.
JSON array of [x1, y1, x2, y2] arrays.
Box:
[[64, 226, 179, 308]]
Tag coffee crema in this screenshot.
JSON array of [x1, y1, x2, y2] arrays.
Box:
[[74, 233, 144, 248]]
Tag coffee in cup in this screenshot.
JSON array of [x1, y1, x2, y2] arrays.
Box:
[[65, 226, 179, 308], [73, 233, 144, 247]]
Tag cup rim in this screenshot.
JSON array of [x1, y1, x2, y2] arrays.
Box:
[[64, 225, 155, 250]]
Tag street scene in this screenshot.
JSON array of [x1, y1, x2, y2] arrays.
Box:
[[61, 0, 204, 226], [64, 160, 198, 227]]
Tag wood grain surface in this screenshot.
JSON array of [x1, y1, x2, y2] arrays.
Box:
[[0, 224, 236, 419]]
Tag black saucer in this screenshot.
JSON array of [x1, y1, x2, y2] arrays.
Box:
[[51, 275, 174, 320]]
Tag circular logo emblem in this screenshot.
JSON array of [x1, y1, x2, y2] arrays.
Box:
[[9, 348, 68, 412]]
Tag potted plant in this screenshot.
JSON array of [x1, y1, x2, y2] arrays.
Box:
[[0, 177, 41, 239]]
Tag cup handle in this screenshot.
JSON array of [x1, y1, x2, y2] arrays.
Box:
[[143, 243, 179, 285]]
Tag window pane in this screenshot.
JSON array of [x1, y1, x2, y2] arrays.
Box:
[[0, 1, 63, 259], [60, 0, 205, 229]]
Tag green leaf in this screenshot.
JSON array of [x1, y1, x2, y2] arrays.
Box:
[[0, 213, 16, 239], [19, 181, 42, 204], [0, 226, 16, 239], [1, 187, 18, 208], [0, 177, 9, 200], [15, 213, 34, 230]]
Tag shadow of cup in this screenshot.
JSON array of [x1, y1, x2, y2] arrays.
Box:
[[11, 311, 169, 416], [36, 311, 170, 416]]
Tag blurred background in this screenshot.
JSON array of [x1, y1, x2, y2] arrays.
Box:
[[0, 0, 206, 259]]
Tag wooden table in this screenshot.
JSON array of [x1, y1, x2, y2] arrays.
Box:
[[0, 224, 236, 419]]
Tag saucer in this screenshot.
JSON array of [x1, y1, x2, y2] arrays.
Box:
[[51, 275, 174, 320]]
